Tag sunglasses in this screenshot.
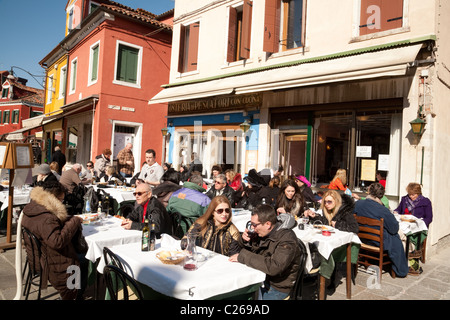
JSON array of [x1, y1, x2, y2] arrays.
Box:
[[324, 200, 334, 205], [86, 165, 93, 167], [215, 208, 231, 214], [133, 191, 148, 197]]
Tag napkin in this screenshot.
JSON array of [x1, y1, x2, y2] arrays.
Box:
[[160, 233, 179, 249]]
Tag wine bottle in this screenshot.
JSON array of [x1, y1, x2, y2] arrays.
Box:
[[97, 201, 102, 214], [149, 221, 156, 251], [141, 219, 150, 251]]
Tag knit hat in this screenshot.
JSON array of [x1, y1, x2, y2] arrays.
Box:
[[36, 164, 51, 175]]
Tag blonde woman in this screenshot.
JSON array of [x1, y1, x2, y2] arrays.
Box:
[[305, 190, 358, 233], [328, 169, 347, 191], [182, 195, 242, 256]]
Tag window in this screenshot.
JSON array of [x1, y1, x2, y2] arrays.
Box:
[[1, 87, 8, 99], [47, 75, 54, 104], [359, 0, 403, 36], [70, 58, 77, 94], [114, 41, 143, 87], [12, 110, 19, 124], [227, 1, 253, 62], [89, 1, 100, 13], [89, 41, 100, 85], [178, 21, 200, 73], [263, 0, 306, 53], [59, 65, 67, 99], [3, 110, 10, 124]]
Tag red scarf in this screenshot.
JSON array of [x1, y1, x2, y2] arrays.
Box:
[[141, 200, 149, 223]]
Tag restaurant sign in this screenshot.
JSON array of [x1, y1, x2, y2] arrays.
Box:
[[168, 93, 262, 115]]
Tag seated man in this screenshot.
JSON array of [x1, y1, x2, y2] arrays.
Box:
[[59, 163, 90, 194], [205, 174, 235, 207], [354, 182, 409, 277], [229, 204, 302, 300], [121, 183, 172, 238], [138, 149, 164, 188], [166, 174, 211, 235]]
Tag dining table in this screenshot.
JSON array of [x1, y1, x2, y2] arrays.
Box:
[[98, 234, 266, 300], [231, 209, 361, 300], [90, 184, 136, 215], [394, 213, 428, 260]]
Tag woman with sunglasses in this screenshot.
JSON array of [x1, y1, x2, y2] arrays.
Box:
[[305, 190, 358, 233], [182, 195, 242, 256], [276, 179, 305, 217]]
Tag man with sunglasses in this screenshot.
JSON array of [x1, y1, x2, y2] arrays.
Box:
[[229, 204, 301, 300], [205, 174, 235, 207], [121, 183, 172, 238]]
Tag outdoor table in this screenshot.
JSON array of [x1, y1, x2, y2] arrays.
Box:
[[99, 234, 266, 300], [231, 209, 360, 300], [293, 226, 360, 299], [393, 213, 428, 260], [81, 216, 141, 266]]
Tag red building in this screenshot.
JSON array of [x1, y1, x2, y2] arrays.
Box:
[[40, 0, 173, 170], [0, 71, 44, 140]]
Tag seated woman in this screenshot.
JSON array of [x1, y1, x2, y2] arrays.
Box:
[[276, 179, 305, 218], [354, 183, 409, 277], [327, 169, 348, 191], [225, 169, 243, 192], [305, 190, 358, 233], [182, 195, 242, 256], [292, 174, 317, 204], [99, 165, 125, 185], [21, 181, 88, 300], [394, 182, 433, 275]]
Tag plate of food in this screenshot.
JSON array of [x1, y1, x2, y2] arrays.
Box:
[[78, 213, 99, 224], [400, 215, 417, 223]]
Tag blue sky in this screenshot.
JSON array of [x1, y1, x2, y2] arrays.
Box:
[[0, 0, 175, 89]]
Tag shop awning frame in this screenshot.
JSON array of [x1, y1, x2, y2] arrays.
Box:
[[149, 39, 429, 105]]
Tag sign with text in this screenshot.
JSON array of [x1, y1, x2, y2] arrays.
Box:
[[356, 146, 372, 158], [360, 159, 377, 181]]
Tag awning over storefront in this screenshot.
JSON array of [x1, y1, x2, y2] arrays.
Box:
[[5, 95, 99, 140], [149, 43, 423, 105]]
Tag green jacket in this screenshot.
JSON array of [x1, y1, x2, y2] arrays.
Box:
[[166, 182, 211, 234]]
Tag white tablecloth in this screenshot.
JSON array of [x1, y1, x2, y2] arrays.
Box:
[[91, 186, 136, 204], [394, 213, 428, 235], [100, 234, 266, 300], [82, 216, 141, 266], [0, 189, 31, 211]]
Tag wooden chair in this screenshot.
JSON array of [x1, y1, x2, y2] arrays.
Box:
[[354, 215, 395, 281]]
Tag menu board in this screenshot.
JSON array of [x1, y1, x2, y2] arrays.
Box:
[[360, 159, 377, 181], [2, 143, 34, 169]]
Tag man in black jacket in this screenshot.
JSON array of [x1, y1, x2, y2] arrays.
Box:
[[229, 204, 301, 300], [51, 146, 66, 175], [121, 183, 172, 238], [205, 173, 235, 207]]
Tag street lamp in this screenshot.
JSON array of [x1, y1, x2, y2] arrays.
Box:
[[239, 119, 251, 133], [409, 116, 426, 136]]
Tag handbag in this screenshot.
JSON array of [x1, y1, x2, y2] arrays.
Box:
[[72, 226, 88, 255]]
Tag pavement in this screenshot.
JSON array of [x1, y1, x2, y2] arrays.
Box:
[[2, 227, 450, 301]]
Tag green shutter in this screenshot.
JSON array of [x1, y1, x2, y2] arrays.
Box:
[[91, 45, 99, 81], [116, 44, 139, 84]]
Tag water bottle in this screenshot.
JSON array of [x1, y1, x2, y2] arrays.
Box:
[[84, 200, 91, 214]]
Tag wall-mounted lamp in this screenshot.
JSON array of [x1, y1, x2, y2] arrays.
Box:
[[410, 104, 426, 136], [161, 127, 169, 137], [239, 118, 251, 133]]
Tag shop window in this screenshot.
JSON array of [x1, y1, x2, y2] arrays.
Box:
[[67, 126, 78, 164], [178, 21, 200, 73], [263, 0, 306, 53], [227, 1, 253, 62], [359, 0, 403, 36]]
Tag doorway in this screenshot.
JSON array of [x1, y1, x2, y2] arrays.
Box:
[[280, 131, 308, 177]]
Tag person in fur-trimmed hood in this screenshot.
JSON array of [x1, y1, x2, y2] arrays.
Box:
[[21, 181, 87, 300]]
